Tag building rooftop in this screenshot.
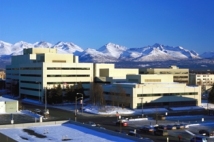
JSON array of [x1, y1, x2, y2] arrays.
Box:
[[0, 96, 17, 102]]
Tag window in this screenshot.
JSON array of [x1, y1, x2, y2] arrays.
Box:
[[145, 79, 161, 82]]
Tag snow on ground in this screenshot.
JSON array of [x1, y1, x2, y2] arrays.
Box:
[[20, 110, 42, 118], [84, 105, 134, 115], [0, 123, 135, 142], [2, 90, 214, 116]]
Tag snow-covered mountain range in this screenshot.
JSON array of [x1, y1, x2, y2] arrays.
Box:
[[0, 40, 214, 63]]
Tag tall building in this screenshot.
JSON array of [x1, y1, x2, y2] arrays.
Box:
[[6, 48, 93, 101]]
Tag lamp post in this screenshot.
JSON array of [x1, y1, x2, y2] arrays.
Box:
[[77, 93, 84, 113], [75, 93, 83, 122], [139, 97, 143, 115]]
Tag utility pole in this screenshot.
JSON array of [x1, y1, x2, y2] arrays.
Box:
[[75, 93, 83, 122]]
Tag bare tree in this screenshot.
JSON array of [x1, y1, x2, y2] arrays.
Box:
[[89, 82, 96, 105], [116, 84, 128, 109], [88, 83, 105, 107], [109, 89, 116, 106]]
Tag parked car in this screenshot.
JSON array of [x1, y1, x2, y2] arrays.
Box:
[[190, 136, 208, 142], [139, 125, 155, 134], [128, 131, 143, 139], [166, 125, 176, 130], [114, 120, 128, 127], [180, 123, 189, 128], [199, 129, 213, 137], [34, 109, 42, 114], [154, 129, 168, 136], [96, 124, 106, 129], [88, 121, 96, 127], [173, 124, 185, 129], [154, 125, 167, 130]]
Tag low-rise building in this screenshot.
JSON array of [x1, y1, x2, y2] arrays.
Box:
[[139, 65, 189, 84], [0, 97, 18, 113], [103, 74, 200, 109]]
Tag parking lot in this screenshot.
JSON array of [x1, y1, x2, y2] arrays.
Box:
[[1, 103, 214, 142]]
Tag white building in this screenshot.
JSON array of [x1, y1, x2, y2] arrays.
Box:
[[6, 48, 93, 101], [103, 74, 200, 109], [6, 48, 201, 108], [189, 73, 214, 93], [0, 97, 18, 113]]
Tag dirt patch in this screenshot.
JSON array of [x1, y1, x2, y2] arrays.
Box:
[[23, 129, 47, 138]]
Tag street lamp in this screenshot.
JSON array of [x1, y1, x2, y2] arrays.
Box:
[[75, 93, 83, 121], [77, 93, 84, 113], [139, 97, 143, 116]]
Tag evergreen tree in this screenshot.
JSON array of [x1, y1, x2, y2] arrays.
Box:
[[56, 84, 63, 103], [208, 84, 214, 103]]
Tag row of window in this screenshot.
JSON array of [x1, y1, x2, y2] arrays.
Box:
[[137, 100, 196, 108], [173, 76, 188, 79], [20, 86, 89, 91], [159, 72, 188, 74], [137, 92, 198, 97], [6, 68, 19, 70], [103, 91, 130, 96], [197, 75, 210, 77], [47, 67, 90, 70], [47, 75, 90, 77], [20, 87, 39, 91], [20, 74, 90, 77], [20, 74, 41, 77], [7, 67, 91, 70], [197, 78, 213, 80], [145, 79, 161, 82], [20, 81, 90, 85]]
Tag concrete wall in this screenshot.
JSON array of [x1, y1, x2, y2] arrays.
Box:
[[0, 133, 17, 142]]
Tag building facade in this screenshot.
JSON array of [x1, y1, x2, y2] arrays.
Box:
[[6, 48, 93, 101], [189, 73, 214, 91], [103, 74, 200, 109], [139, 65, 189, 84], [0, 97, 18, 113]]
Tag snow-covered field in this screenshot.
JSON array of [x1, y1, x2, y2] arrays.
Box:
[[0, 123, 134, 142]]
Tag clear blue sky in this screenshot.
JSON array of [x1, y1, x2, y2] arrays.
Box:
[[0, 0, 213, 53]]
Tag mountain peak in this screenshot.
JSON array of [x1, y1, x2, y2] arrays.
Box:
[[153, 43, 163, 47], [0, 40, 212, 64], [97, 43, 127, 58]]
